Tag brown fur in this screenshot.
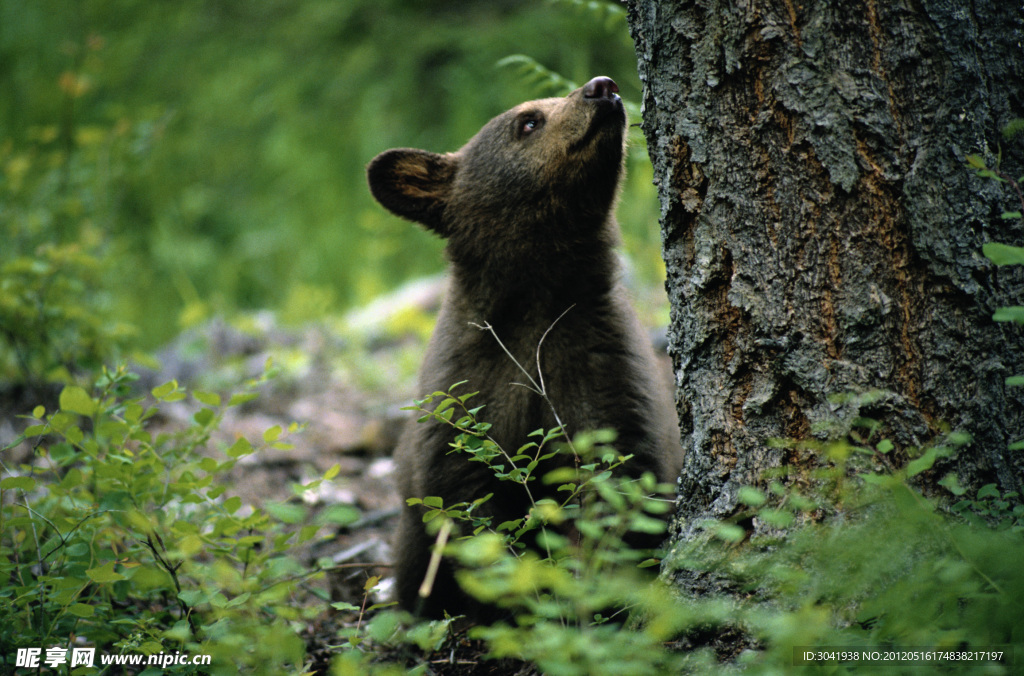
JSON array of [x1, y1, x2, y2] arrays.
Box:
[[367, 77, 683, 620]]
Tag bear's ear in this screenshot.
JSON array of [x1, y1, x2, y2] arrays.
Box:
[[367, 148, 457, 235]]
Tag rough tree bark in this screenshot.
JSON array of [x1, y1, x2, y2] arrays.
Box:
[[626, 0, 1024, 569]]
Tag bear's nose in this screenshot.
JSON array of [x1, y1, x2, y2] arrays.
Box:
[[583, 76, 619, 100]]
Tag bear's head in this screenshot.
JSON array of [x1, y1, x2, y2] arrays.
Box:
[[367, 77, 627, 259]]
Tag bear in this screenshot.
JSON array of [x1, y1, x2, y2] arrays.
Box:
[[366, 76, 683, 621]]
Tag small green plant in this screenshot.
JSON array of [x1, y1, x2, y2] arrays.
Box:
[[950, 482, 1024, 531], [399, 382, 683, 675], [659, 418, 1023, 674], [0, 364, 348, 675], [966, 118, 1024, 451]]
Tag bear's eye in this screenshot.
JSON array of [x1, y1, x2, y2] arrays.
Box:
[[518, 114, 544, 137]]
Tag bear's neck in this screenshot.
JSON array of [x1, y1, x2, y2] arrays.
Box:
[[447, 218, 620, 325]]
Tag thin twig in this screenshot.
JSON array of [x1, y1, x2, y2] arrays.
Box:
[[419, 519, 453, 600], [471, 305, 579, 457], [468, 321, 543, 395], [144, 534, 199, 640], [469, 308, 586, 569], [534, 304, 577, 399]]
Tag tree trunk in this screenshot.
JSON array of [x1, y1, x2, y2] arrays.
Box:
[[626, 0, 1024, 560]]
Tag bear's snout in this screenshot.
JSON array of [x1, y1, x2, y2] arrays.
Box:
[[583, 76, 619, 101]]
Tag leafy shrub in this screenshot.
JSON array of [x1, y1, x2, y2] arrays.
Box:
[[672, 422, 1021, 673], [381, 387, 1023, 675], [0, 364, 345, 675]]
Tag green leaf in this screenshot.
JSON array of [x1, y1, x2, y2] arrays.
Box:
[[965, 154, 987, 170], [938, 473, 967, 496], [65, 425, 84, 445], [711, 522, 745, 543], [331, 601, 361, 612], [198, 457, 220, 473], [299, 524, 319, 543], [59, 385, 96, 417], [86, 561, 126, 583], [977, 483, 1001, 500], [151, 380, 179, 399], [263, 425, 283, 443], [946, 431, 972, 446], [630, 513, 669, 534], [227, 437, 254, 458], [265, 501, 306, 524], [228, 392, 259, 407], [758, 508, 795, 528], [861, 472, 899, 488], [422, 496, 444, 508], [178, 589, 208, 606], [1001, 118, 1024, 139], [193, 407, 215, 425], [434, 398, 455, 416], [993, 306, 1024, 324], [67, 603, 95, 618], [447, 380, 468, 392], [543, 467, 578, 485], [1001, 211, 1023, 219], [237, 535, 264, 548], [983, 242, 1024, 266], [1006, 375, 1024, 387], [875, 439, 894, 454], [906, 447, 939, 476], [194, 390, 221, 407], [975, 169, 1003, 181], [1, 476, 36, 491], [48, 411, 74, 433], [737, 486, 766, 507], [318, 504, 361, 526]]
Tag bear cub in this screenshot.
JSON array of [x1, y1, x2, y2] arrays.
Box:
[[367, 76, 683, 620]]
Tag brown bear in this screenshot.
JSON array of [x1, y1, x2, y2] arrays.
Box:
[[367, 76, 683, 620]]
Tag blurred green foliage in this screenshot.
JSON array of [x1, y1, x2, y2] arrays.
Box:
[[0, 0, 661, 361]]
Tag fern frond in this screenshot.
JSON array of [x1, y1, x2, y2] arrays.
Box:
[[496, 55, 578, 97], [548, 0, 627, 32]]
